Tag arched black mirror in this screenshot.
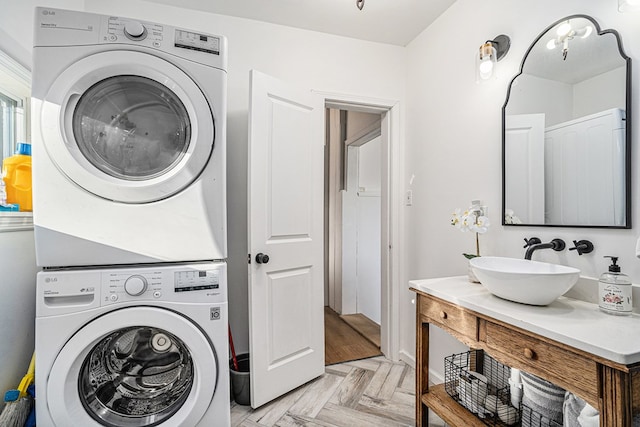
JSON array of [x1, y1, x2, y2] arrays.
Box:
[[502, 15, 631, 228]]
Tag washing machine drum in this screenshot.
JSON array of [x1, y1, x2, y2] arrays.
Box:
[[40, 50, 216, 203], [80, 326, 193, 426], [73, 76, 191, 181], [47, 308, 219, 427]]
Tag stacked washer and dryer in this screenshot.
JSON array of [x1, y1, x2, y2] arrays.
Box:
[[31, 7, 230, 426]]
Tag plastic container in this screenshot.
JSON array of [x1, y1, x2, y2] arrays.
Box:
[[0, 171, 19, 211], [599, 256, 632, 316], [229, 353, 250, 405], [3, 142, 32, 211]]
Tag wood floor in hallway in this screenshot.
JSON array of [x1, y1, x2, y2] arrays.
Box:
[[230, 356, 416, 427], [324, 307, 382, 365]]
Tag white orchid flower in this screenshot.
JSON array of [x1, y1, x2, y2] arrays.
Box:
[[451, 202, 490, 259], [470, 215, 490, 233], [504, 209, 522, 225], [451, 208, 468, 231]]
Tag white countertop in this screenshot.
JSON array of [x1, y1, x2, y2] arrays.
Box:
[[410, 276, 640, 365]]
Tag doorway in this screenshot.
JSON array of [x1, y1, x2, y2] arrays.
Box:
[[324, 103, 389, 364], [247, 73, 402, 407]]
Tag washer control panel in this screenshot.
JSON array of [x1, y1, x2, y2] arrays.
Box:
[[175, 269, 220, 292], [103, 266, 223, 304], [37, 263, 226, 316]]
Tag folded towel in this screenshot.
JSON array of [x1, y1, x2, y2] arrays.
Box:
[[521, 371, 564, 426], [563, 391, 584, 427], [564, 391, 599, 427], [578, 402, 599, 427]]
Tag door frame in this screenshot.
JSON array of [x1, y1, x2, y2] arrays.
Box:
[[317, 91, 402, 361]]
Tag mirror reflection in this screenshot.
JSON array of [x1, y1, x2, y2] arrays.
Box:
[[503, 15, 630, 228]]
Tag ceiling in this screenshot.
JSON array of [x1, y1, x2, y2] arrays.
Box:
[[146, 0, 457, 46], [524, 18, 626, 84]]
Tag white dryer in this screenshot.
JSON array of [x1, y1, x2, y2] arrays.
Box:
[[32, 7, 227, 267], [36, 262, 230, 427]]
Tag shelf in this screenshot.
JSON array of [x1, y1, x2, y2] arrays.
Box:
[[0, 212, 33, 232], [422, 384, 515, 427], [421, 384, 488, 427]]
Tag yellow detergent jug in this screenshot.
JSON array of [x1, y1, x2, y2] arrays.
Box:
[[3, 143, 32, 211]]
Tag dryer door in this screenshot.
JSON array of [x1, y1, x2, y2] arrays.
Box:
[[47, 307, 218, 427], [40, 50, 215, 203]]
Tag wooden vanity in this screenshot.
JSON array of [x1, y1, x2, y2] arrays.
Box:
[[410, 277, 640, 427]]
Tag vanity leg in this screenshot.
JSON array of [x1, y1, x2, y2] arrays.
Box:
[[599, 364, 632, 426], [416, 301, 429, 426]]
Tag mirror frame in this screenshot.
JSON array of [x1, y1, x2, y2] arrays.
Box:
[[501, 14, 632, 228]]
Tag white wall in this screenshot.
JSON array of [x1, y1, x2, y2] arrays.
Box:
[[82, 0, 407, 354], [507, 74, 573, 126], [0, 231, 37, 410], [403, 0, 640, 379], [574, 66, 626, 118]]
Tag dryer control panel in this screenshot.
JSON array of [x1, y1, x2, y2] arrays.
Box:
[[34, 7, 227, 70], [103, 16, 165, 48]]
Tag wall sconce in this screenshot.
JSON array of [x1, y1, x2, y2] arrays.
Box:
[[619, 0, 640, 11], [476, 35, 510, 82], [545, 20, 593, 60]]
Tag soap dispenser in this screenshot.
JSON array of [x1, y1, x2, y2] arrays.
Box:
[[599, 256, 632, 316]]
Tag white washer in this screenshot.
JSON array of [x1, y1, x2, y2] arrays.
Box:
[[36, 262, 230, 427], [32, 7, 227, 267]]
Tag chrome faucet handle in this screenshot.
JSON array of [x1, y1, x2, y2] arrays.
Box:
[[523, 237, 542, 248], [569, 239, 594, 256]]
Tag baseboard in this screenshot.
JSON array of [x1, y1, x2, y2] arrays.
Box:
[[429, 369, 444, 385], [398, 349, 415, 368], [398, 349, 444, 385]]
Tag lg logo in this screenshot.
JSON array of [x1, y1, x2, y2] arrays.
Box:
[[42, 10, 56, 15], [44, 277, 58, 283]]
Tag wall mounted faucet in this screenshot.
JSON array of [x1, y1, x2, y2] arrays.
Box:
[[568, 239, 594, 255], [523, 237, 566, 260]]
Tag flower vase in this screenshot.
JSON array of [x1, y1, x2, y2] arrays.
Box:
[[468, 261, 480, 284]]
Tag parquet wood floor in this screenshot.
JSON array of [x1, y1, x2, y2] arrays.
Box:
[[231, 356, 417, 427]]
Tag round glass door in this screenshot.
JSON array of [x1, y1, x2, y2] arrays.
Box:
[[79, 326, 193, 427], [40, 50, 216, 203], [46, 307, 218, 427], [73, 76, 191, 181]]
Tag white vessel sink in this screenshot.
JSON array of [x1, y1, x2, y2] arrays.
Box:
[[469, 256, 580, 306]]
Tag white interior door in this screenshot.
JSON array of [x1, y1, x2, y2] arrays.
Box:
[[248, 70, 324, 408]]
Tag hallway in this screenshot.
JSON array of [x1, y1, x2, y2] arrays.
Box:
[[324, 307, 381, 365]]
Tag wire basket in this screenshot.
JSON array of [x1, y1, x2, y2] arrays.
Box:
[[520, 403, 562, 427], [444, 350, 520, 426]]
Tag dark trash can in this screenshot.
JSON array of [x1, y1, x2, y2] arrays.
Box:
[[229, 353, 250, 405]]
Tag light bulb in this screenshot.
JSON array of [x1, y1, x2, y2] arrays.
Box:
[[581, 26, 593, 38], [479, 58, 494, 75], [556, 22, 571, 37], [546, 39, 558, 50]]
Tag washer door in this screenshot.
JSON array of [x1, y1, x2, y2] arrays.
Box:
[[47, 307, 218, 427], [40, 50, 215, 203]]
